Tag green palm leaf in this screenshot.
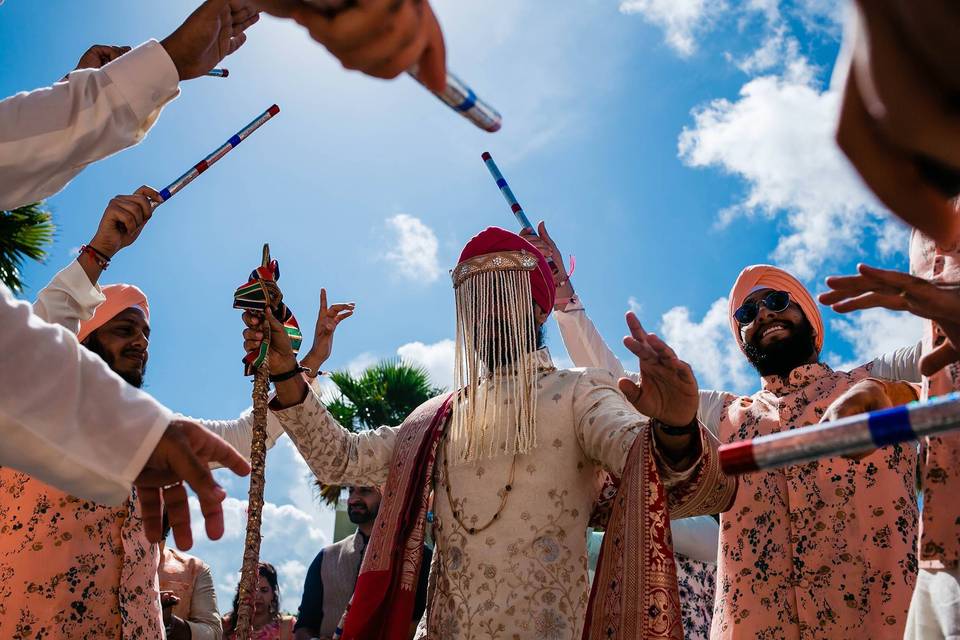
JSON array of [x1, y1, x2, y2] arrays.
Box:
[[317, 358, 441, 506], [0, 203, 55, 292]]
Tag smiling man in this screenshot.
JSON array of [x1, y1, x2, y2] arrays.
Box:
[[703, 265, 922, 639], [0, 189, 305, 638]]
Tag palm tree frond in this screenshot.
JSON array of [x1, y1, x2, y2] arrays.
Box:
[[0, 202, 55, 292]]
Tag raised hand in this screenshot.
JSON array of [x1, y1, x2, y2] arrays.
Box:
[[619, 311, 699, 428], [88, 186, 161, 259], [254, 0, 447, 92], [242, 307, 299, 372], [820, 263, 960, 375], [161, 0, 261, 81], [300, 288, 354, 376], [519, 221, 574, 308], [135, 420, 251, 550]]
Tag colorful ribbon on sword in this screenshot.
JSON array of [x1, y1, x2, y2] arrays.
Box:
[[233, 258, 302, 375]]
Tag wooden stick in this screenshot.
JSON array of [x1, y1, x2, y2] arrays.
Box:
[[234, 244, 273, 639]]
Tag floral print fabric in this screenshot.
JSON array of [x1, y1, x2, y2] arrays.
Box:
[[0, 470, 162, 639], [711, 363, 919, 639], [911, 229, 960, 570]]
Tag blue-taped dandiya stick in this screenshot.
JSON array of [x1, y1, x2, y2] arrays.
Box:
[[206, 68, 229, 78], [481, 151, 535, 231], [156, 104, 280, 204], [408, 68, 502, 133], [719, 392, 960, 475]]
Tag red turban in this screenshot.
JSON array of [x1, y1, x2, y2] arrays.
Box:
[[78, 283, 150, 343], [728, 265, 824, 353], [456, 227, 555, 314]]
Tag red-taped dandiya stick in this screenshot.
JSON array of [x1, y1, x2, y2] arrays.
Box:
[[156, 104, 280, 204]]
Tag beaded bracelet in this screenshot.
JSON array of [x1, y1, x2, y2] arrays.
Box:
[[79, 244, 111, 269]]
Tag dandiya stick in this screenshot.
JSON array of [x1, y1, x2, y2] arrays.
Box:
[[408, 68, 502, 133], [481, 151, 535, 231], [206, 68, 230, 77], [719, 392, 960, 475], [156, 104, 280, 204]]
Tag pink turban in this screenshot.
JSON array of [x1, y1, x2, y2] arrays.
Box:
[[456, 226, 555, 314], [78, 284, 150, 343], [728, 265, 823, 353]]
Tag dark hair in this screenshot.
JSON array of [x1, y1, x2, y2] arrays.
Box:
[[223, 563, 280, 634]]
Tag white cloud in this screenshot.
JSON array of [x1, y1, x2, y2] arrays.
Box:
[[677, 57, 903, 279], [188, 438, 334, 614], [346, 351, 378, 376], [397, 339, 456, 390], [627, 296, 644, 317], [619, 0, 727, 56], [830, 309, 923, 371], [384, 214, 441, 283], [658, 297, 756, 394]]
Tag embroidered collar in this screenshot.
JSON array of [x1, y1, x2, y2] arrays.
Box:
[[760, 362, 834, 395]]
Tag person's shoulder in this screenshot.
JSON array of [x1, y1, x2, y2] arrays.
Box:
[[557, 366, 623, 392]]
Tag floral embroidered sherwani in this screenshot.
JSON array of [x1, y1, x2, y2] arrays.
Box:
[[704, 363, 920, 640], [273, 349, 735, 640], [903, 228, 960, 639], [0, 475, 162, 639], [910, 229, 960, 569]]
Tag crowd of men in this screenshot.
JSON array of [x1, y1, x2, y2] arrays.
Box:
[[0, 0, 958, 639]]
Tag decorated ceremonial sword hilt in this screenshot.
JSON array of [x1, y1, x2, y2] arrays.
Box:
[[231, 244, 301, 640]]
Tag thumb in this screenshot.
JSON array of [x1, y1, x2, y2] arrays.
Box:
[[618, 377, 642, 405], [921, 342, 960, 376], [264, 307, 286, 333]]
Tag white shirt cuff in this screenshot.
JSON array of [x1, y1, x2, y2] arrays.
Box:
[[103, 39, 180, 125], [59, 260, 106, 317]]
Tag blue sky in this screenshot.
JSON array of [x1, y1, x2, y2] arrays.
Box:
[[2, 0, 922, 612]]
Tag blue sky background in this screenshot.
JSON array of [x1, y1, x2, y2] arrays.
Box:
[[2, 0, 923, 612]]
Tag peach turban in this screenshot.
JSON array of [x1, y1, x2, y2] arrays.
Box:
[[728, 265, 824, 353], [78, 284, 149, 343]]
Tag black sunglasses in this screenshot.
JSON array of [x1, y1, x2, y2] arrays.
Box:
[[734, 290, 791, 326]]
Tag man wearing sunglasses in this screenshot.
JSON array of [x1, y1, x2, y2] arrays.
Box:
[[525, 223, 924, 640]]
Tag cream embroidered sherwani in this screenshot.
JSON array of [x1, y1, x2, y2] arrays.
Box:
[[273, 348, 734, 639]]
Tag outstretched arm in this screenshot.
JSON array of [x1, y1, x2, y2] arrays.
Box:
[[0, 0, 259, 210], [241, 303, 397, 486]]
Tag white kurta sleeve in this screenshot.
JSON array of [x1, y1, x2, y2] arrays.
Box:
[[0, 39, 180, 210], [863, 341, 923, 384], [555, 297, 628, 378], [271, 384, 399, 486], [32, 259, 105, 331], [0, 284, 172, 505], [696, 389, 727, 438], [185, 564, 223, 640]]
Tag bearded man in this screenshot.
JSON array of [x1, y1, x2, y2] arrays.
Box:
[[244, 226, 737, 639], [551, 257, 922, 639], [0, 189, 333, 638], [295, 486, 432, 640]]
